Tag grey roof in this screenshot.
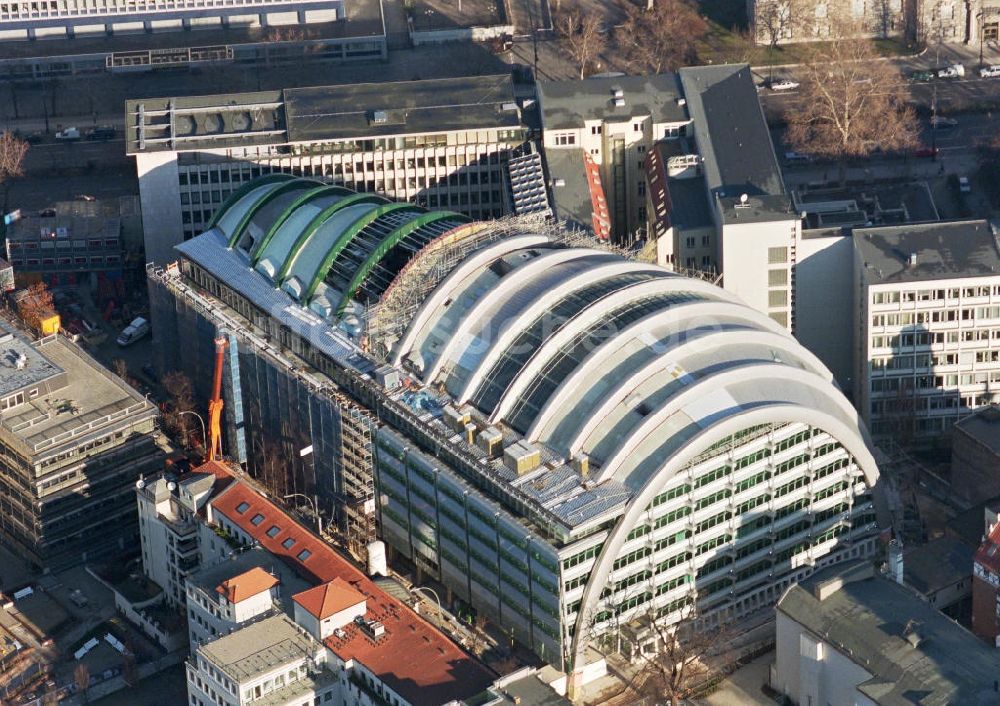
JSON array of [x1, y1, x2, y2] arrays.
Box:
[[678, 65, 789, 219], [666, 174, 714, 230], [854, 220, 1000, 285], [127, 75, 522, 154], [953, 405, 1000, 455], [537, 74, 687, 130], [903, 536, 974, 597], [492, 671, 571, 705], [545, 147, 593, 233], [0, 323, 63, 399], [778, 561, 1000, 706], [198, 613, 321, 683]]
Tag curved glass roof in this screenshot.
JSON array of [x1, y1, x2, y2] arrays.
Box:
[[206, 176, 469, 309]]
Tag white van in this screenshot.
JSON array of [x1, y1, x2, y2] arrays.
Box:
[[116, 317, 150, 346], [980, 65, 1000, 78]]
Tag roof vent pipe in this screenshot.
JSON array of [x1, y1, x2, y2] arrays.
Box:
[[908, 252, 917, 267]]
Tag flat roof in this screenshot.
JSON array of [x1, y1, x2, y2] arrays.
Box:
[[545, 147, 594, 234], [537, 73, 688, 130], [778, 561, 1000, 705], [199, 613, 320, 682], [953, 405, 1000, 455], [678, 65, 789, 221], [854, 220, 1000, 285], [126, 74, 520, 154], [0, 325, 63, 399], [189, 548, 309, 607], [903, 536, 975, 596], [210, 477, 495, 705], [7, 214, 119, 242], [0, 324, 156, 457]]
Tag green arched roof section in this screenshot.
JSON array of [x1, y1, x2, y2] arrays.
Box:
[[228, 179, 321, 250], [335, 211, 470, 316], [250, 184, 354, 266], [301, 202, 425, 302], [209, 173, 296, 233], [276, 193, 388, 283]]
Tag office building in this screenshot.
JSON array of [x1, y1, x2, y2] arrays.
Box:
[[0, 0, 342, 42], [148, 176, 882, 688], [126, 75, 530, 266], [775, 561, 1000, 705], [539, 66, 799, 332], [0, 317, 161, 569], [852, 221, 1000, 440]]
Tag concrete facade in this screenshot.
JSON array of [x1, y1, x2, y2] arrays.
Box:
[[952, 405, 1000, 508]]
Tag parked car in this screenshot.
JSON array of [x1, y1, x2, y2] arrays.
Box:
[[86, 126, 115, 141], [980, 65, 1000, 78], [959, 176, 971, 193], [116, 317, 150, 346], [54, 127, 81, 141], [74, 194, 96, 202], [37, 208, 56, 217], [930, 115, 958, 129], [784, 151, 812, 163], [909, 70, 935, 82], [937, 64, 965, 79], [914, 146, 939, 158], [769, 78, 800, 91]]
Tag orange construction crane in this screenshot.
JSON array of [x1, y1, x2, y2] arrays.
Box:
[[207, 335, 228, 462]]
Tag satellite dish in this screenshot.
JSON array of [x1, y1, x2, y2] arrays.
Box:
[[740, 193, 748, 204], [135, 479, 145, 490], [167, 482, 177, 492]]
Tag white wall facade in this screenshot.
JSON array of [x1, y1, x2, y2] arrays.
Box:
[[795, 233, 854, 389], [855, 272, 1000, 439], [185, 581, 277, 648], [774, 610, 879, 706], [720, 214, 800, 331]]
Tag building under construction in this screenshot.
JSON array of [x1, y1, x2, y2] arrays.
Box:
[[148, 176, 884, 686]]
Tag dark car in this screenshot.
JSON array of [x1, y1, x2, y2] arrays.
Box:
[[908, 70, 935, 82], [86, 126, 116, 141], [914, 146, 939, 158]]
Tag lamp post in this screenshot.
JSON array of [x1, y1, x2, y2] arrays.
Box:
[[283, 493, 322, 535], [979, 11, 987, 70], [177, 410, 207, 451]]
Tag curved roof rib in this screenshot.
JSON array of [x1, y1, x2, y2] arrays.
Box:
[[527, 300, 803, 444], [251, 184, 354, 266], [228, 179, 320, 255], [561, 329, 829, 458], [454, 261, 667, 404], [210, 173, 297, 237], [421, 248, 599, 386]]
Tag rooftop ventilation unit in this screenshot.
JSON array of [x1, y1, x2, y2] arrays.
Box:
[[612, 87, 624, 99], [613, 97, 626, 108], [370, 110, 388, 125]]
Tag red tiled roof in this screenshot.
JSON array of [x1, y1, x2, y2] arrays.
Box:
[[293, 578, 365, 620], [975, 521, 1000, 574], [216, 566, 279, 604], [209, 475, 495, 706]]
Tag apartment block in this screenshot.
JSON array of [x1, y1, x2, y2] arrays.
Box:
[[972, 506, 1000, 646], [853, 221, 1000, 439], [125, 75, 529, 266], [0, 318, 161, 569]]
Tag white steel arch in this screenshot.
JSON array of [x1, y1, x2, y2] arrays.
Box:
[[454, 261, 667, 403], [591, 362, 866, 484], [568, 403, 881, 675], [422, 248, 599, 385], [564, 329, 831, 458], [525, 300, 792, 440], [390, 234, 551, 367], [488, 280, 740, 425]]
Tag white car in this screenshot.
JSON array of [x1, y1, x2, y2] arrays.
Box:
[[937, 64, 965, 79], [980, 65, 1000, 78], [116, 317, 150, 347], [769, 79, 800, 91], [959, 176, 971, 193]]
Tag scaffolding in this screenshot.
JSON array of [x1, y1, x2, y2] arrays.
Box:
[[333, 391, 378, 560]]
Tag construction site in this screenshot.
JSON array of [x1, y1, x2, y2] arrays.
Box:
[[146, 175, 884, 687]]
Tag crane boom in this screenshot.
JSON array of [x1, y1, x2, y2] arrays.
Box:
[[207, 335, 228, 462]]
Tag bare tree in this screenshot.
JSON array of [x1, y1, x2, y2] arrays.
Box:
[[0, 131, 27, 212], [73, 662, 90, 704], [556, 6, 607, 80], [16, 282, 55, 331], [613, 603, 726, 704], [616, 0, 708, 74], [784, 22, 918, 183], [112, 358, 129, 381], [753, 0, 803, 67], [162, 370, 196, 446]]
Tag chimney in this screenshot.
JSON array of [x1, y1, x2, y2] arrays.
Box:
[[887, 539, 904, 584], [907, 252, 917, 267]]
